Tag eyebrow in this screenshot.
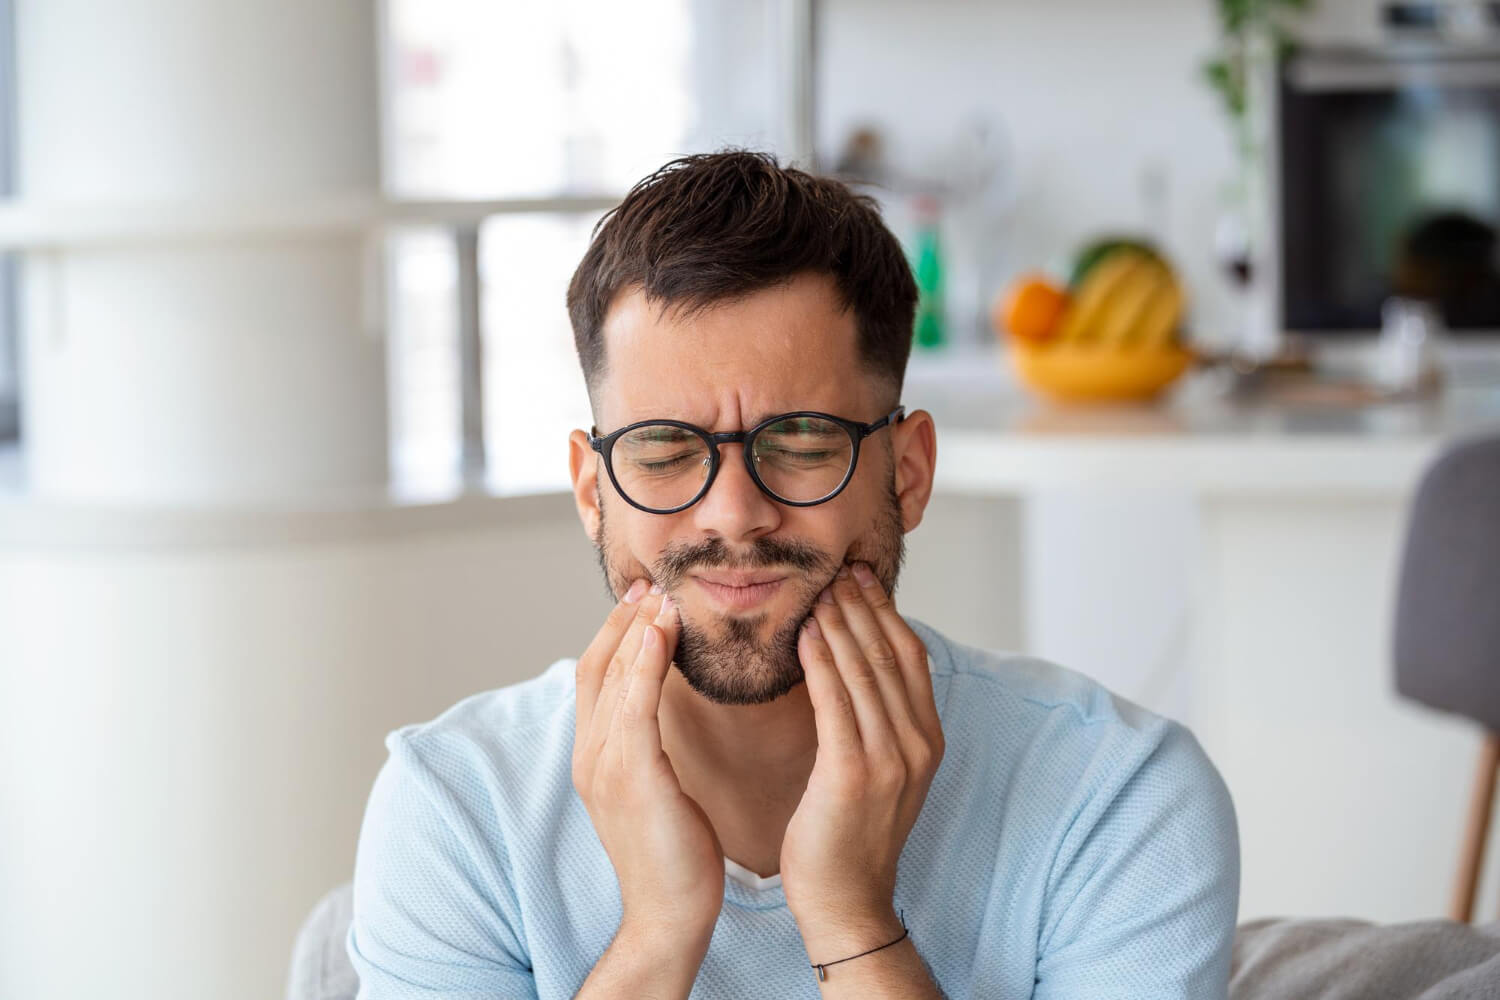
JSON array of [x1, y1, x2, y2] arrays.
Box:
[[744, 407, 851, 428], [623, 408, 811, 430]]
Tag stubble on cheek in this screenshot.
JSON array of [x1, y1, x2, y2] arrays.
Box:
[[591, 475, 906, 618], [592, 482, 654, 603], [585, 475, 909, 705]]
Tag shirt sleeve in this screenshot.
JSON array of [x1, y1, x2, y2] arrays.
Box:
[[347, 728, 540, 1000], [1033, 719, 1241, 1000]]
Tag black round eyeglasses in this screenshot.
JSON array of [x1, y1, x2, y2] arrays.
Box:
[[588, 406, 906, 514]]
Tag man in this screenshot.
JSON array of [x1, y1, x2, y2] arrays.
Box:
[[347, 150, 1240, 998]]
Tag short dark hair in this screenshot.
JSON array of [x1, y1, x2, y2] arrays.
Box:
[[566, 148, 917, 411]]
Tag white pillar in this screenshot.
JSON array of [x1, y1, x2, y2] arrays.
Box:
[[15, 0, 385, 503], [2, 2, 384, 999]]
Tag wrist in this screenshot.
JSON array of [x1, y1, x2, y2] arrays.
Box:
[[616, 910, 716, 961], [793, 902, 905, 962], [607, 917, 714, 996]]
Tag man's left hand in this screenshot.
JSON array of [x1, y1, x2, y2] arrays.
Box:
[[780, 560, 945, 959]]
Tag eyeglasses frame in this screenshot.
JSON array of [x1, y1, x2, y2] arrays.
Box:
[[588, 405, 907, 515]]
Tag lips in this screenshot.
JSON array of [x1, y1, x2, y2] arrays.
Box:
[[693, 571, 786, 588], [690, 573, 787, 610]]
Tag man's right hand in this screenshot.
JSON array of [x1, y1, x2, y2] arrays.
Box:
[[572, 580, 726, 947]]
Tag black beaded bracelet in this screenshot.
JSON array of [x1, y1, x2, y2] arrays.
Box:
[[810, 909, 908, 982]]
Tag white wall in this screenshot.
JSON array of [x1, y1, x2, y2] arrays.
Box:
[[819, 0, 1241, 347]]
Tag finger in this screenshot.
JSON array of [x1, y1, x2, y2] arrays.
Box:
[[617, 596, 680, 771], [829, 564, 922, 739], [812, 580, 899, 755], [589, 588, 666, 752], [576, 578, 651, 737], [851, 561, 941, 735], [611, 593, 678, 735], [797, 616, 863, 762]]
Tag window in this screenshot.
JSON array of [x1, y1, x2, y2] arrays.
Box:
[[0, 0, 17, 449], [382, 0, 781, 496]]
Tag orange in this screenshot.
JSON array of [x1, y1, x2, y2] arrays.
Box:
[[995, 276, 1068, 343]]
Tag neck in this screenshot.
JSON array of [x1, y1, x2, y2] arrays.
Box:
[[657, 661, 819, 800]]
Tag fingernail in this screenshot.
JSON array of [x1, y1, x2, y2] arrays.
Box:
[[624, 579, 648, 603], [819, 586, 835, 604], [852, 562, 877, 587], [656, 595, 675, 620], [803, 617, 822, 639], [836, 565, 851, 580], [649, 582, 663, 595]]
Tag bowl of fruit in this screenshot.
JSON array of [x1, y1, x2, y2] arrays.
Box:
[[994, 238, 1196, 402]]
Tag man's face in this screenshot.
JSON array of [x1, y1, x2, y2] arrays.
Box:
[[569, 272, 928, 707]]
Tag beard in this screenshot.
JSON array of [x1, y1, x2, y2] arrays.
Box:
[[593, 476, 907, 706]]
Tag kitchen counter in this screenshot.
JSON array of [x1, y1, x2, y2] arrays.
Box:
[[906, 347, 1500, 497]]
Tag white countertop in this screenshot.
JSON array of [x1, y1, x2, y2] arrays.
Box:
[[905, 348, 1500, 497], [5, 347, 1500, 546]]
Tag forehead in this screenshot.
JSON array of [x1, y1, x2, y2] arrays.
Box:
[[595, 271, 874, 428]]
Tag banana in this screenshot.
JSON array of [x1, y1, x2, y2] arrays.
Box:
[[1098, 261, 1170, 349], [1052, 250, 1150, 345], [1130, 270, 1185, 350]]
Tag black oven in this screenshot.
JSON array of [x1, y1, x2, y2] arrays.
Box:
[[1278, 41, 1500, 335]]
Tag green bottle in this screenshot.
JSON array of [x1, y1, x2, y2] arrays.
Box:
[[910, 194, 945, 350]]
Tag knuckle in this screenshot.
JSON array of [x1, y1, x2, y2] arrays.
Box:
[[829, 762, 868, 797], [602, 652, 628, 683], [578, 647, 607, 679], [813, 683, 854, 717], [619, 696, 645, 729], [863, 636, 899, 670], [871, 761, 907, 793], [608, 599, 638, 628], [634, 593, 662, 622]]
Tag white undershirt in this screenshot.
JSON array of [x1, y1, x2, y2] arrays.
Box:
[[724, 855, 783, 891]]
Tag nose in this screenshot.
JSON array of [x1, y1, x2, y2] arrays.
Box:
[[689, 442, 781, 542]]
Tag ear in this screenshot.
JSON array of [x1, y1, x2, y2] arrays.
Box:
[[890, 409, 937, 533], [568, 428, 602, 542]]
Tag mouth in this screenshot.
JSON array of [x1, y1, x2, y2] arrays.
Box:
[[690, 572, 788, 611]]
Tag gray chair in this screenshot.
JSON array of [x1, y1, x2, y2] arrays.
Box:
[[1394, 432, 1500, 924], [292, 882, 1500, 1000], [287, 882, 358, 1000]]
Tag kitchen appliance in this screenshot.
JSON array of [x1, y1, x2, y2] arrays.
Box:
[[1277, 5, 1500, 343]]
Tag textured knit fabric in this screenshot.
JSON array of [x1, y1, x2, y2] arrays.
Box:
[[1230, 916, 1500, 998], [346, 617, 1240, 999]]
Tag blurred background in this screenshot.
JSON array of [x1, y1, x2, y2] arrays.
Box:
[[3, 1, 1500, 998]]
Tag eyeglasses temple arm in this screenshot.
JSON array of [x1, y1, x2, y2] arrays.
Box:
[[864, 405, 906, 436]]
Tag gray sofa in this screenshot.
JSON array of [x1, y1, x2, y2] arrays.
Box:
[[289, 883, 1500, 999]]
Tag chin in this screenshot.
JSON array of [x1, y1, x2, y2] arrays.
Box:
[[668, 585, 820, 706]]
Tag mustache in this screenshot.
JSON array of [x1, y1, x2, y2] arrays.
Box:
[[654, 535, 831, 589]]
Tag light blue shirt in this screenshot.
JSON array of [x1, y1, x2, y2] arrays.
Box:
[[347, 617, 1240, 998]]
